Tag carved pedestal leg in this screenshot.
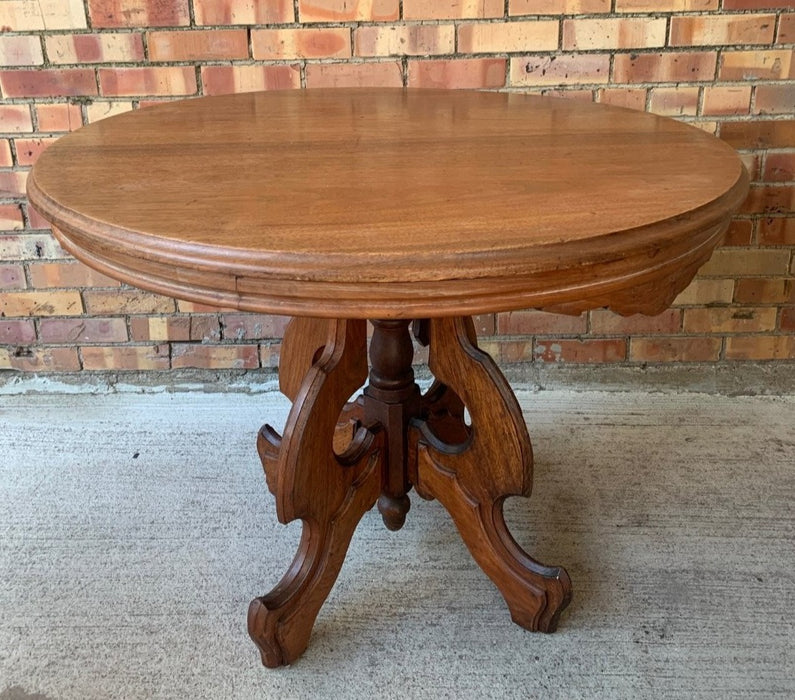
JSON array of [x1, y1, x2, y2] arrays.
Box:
[[251, 314, 571, 667], [250, 318, 382, 667], [411, 317, 572, 632]]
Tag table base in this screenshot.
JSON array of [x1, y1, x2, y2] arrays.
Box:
[[248, 316, 572, 667]]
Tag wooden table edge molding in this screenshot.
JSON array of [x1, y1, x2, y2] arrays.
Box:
[[27, 88, 750, 668], [27, 163, 749, 319]]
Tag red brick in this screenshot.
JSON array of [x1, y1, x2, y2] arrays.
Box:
[[0, 291, 83, 317], [597, 88, 647, 110], [0, 105, 33, 133], [201, 65, 300, 94], [306, 61, 403, 88], [734, 278, 791, 304], [0, 264, 25, 289], [98, 67, 196, 97], [458, 21, 558, 53], [194, 0, 293, 24], [648, 87, 699, 117], [87, 0, 189, 28], [300, 0, 399, 21], [724, 335, 795, 360], [719, 50, 793, 81], [0, 35, 44, 66], [613, 52, 717, 83], [130, 316, 190, 341], [132, 314, 220, 342], [252, 28, 351, 60], [723, 0, 795, 8], [720, 120, 795, 150], [563, 18, 666, 51], [13, 137, 57, 166], [723, 219, 754, 246], [0, 319, 36, 344], [629, 337, 721, 362], [356, 24, 455, 57], [0, 69, 97, 97], [779, 13, 795, 43], [46, 33, 144, 64], [701, 86, 752, 116], [221, 314, 290, 340], [36, 103, 83, 132], [0, 0, 87, 31], [781, 307, 795, 333], [81, 345, 169, 370], [410, 58, 506, 89], [589, 308, 681, 334], [0, 139, 12, 167], [670, 14, 776, 47], [4, 347, 81, 373], [683, 307, 778, 333], [497, 310, 586, 335], [148, 29, 248, 61], [0, 171, 28, 197], [616, 0, 717, 8], [755, 85, 795, 116], [171, 344, 259, 369], [27, 261, 120, 288], [764, 153, 795, 183], [758, 217, 795, 245], [0, 204, 24, 230], [407, 0, 503, 18], [39, 317, 128, 343], [83, 290, 175, 314], [511, 0, 610, 13], [534, 338, 627, 363], [512, 54, 610, 87], [740, 185, 795, 216], [25, 206, 53, 230], [188, 316, 221, 341]]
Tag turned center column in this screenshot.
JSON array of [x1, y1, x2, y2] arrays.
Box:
[[363, 319, 422, 531]]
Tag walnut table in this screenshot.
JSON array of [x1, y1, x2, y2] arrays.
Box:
[[28, 89, 749, 667]]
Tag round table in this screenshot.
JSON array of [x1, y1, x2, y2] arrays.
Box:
[[28, 89, 749, 668]]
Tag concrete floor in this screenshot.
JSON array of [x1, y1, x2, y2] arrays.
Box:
[[0, 389, 793, 699]]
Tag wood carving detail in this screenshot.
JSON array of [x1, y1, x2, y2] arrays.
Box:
[[411, 317, 572, 632], [252, 315, 573, 667], [250, 318, 382, 668]]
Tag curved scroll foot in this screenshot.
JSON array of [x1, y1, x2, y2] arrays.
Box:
[[248, 450, 380, 667], [414, 316, 571, 632], [418, 450, 572, 632]]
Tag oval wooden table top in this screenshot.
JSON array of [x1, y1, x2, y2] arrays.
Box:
[[28, 88, 749, 319]]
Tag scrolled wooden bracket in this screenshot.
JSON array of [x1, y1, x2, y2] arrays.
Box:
[[249, 318, 383, 667], [411, 316, 572, 632]]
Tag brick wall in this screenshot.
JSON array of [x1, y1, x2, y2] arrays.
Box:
[[1, 0, 793, 374]]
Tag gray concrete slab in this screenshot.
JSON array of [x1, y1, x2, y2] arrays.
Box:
[[0, 390, 793, 699]]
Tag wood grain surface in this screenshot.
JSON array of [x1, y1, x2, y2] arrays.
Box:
[[27, 89, 749, 318]]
